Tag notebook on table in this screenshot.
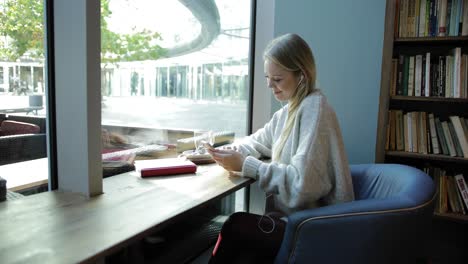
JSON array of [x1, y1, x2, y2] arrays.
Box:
[[134, 158, 197, 177]]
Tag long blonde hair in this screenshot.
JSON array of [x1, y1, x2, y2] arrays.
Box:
[[264, 33, 317, 162]]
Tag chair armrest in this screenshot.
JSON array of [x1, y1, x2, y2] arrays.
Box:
[[275, 198, 435, 264], [0, 134, 47, 165]]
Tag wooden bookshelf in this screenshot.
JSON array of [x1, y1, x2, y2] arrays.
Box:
[[386, 151, 468, 164], [434, 212, 468, 223], [377, 0, 468, 223], [394, 36, 468, 45], [390, 95, 468, 103]]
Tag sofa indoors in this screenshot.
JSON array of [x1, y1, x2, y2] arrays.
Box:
[[0, 114, 47, 165]]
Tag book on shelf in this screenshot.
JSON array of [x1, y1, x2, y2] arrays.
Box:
[[402, 111, 410, 152], [418, 0, 427, 37], [391, 58, 398, 96], [425, 52, 431, 97], [438, 55, 446, 97], [415, 54, 423, 96], [405, 112, 411, 152], [463, 0, 468, 35], [435, 117, 450, 155], [399, 0, 409, 37], [438, 0, 448, 36], [462, 54, 468, 98], [445, 55, 453, 98], [396, 110, 405, 150], [441, 174, 449, 213], [403, 55, 410, 95], [134, 157, 197, 177], [408, 56, 415, 96], [408, 0, 417, 37], [460, 117, 468, 139], [465, 118, 468, 135], [449, 116, 468, 157], [429, 0, 437, 36], [415, 0, 421, 36], [418, 112, 428, 154], [447, 120, 464, 157], [452, 47, 462, 98], [454, 174, 468, 211], [448, 174, 467, 214], [441, 121, 458, 156], [397, 54, 405, 95], [448, 0, 456, 36], [411, 112, 420, 153], [454, 176, 467, 214], [446, 175, 461, 213], [388, 110, 396, 150], [428, 113, 441, 154]]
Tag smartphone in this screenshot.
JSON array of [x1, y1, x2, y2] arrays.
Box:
[[203, 142, 214, 151]]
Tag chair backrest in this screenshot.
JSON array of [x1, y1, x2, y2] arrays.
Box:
[[275, 163, 436, 264], [351, 163, 435, 209], [6, 115, 46, 133]]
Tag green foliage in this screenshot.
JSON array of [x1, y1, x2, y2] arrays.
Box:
[[100, 0, 166, 63], [0, 0, 166, 62], [0, 0, 44, 60]]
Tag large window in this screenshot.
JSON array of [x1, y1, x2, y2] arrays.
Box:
[[101, 0, 251, 134], [100, 0, 252, 175], [0, 0, 48, 197], [0, 0, 254, 207], [100, 0, 253, 213]]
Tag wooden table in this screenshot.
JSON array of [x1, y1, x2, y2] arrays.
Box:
[[0, 158, 49, 192], [0, 163, 254, 264]]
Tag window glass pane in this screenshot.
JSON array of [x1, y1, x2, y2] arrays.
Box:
[[0, 0, 48, 199], [101, 0, 252, 216]]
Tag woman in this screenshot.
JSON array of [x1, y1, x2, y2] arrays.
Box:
[[208, 33, 354, 263]]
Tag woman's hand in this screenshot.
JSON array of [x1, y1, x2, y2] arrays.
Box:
[[208, 148, 245, 172]]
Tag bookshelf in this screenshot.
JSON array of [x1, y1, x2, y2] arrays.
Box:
[[377, 0, 468, 222]]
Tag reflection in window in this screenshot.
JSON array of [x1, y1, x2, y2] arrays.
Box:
[[101, 0, 252, 177]]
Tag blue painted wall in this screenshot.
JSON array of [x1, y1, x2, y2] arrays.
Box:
[[272, 0, 386, 163]]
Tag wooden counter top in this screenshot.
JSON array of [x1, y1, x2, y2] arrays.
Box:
[[0, 163, 253, 264]]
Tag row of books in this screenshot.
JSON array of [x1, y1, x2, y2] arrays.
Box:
[[386, 111, 468, 158], [396, 0, 468, 38], [390, 50, 468, 98], [424, 167, 468, 215]]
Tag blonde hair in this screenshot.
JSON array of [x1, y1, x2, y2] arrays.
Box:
[[263, 33, 317, 162]]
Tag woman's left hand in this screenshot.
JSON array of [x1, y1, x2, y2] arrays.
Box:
[[208, 148, 245, 172]]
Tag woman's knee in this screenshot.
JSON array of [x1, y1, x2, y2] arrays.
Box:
[[221, 212, 257, 235]]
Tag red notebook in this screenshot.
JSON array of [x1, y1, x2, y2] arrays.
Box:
[[134, 158, 197, 177]]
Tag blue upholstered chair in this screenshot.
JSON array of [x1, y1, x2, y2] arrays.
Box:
[[275, 164, 436, 264]]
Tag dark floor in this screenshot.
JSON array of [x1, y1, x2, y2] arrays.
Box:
[[426, 218, 468, 264], [188, 246, 214, 264], [105, 214, 226, 264]]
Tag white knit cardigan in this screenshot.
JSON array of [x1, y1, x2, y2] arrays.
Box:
[[237, 90, 354, 215]]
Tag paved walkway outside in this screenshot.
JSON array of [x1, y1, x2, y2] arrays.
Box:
[[0, 95, 248, 138]]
